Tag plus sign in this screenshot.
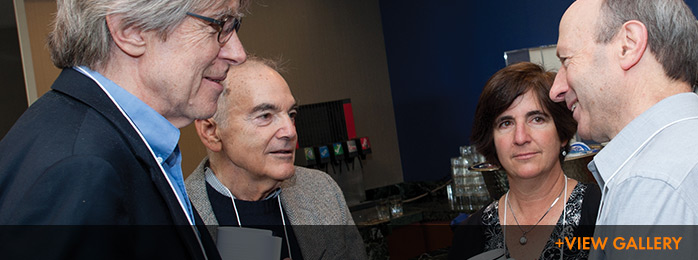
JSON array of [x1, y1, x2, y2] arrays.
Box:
[[555, 238, 564, 248]]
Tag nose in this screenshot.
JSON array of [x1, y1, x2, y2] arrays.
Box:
[[219, 31, 247, 65], [550, 66, 568, 102], [277, 115, 297, 141], [513, 122, 531, 145]]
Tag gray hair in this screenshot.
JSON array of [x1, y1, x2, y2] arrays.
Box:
[[595, 0, 698, 86], [48, 0, 249, 69], [212, 55, 289, 127]]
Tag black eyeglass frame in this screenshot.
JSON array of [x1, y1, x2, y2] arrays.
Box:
[[186, 12, 242, 44]]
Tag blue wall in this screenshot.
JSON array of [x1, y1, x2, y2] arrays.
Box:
[[379, 0, 698, 182]]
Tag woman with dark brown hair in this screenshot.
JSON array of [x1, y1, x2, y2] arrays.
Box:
[[448, 62, 600, 260]]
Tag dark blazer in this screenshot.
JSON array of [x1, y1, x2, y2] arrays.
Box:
[[0, 68, 221, 260]]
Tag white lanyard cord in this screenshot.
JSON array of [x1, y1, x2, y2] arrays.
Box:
[[74, 67, 207, 259], [597, 116, 698, 218]]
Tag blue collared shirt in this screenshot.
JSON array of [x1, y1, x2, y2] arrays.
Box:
[[589, 92, 698, 225], [588, 93, 698, 260], [75, 66, 195, 224]]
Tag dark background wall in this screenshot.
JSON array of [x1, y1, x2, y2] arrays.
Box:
[[379, 0, 698, 182]]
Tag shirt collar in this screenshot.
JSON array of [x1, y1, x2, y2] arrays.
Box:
[[204, 166, 281, 201], [74, 66, 180, 161], [592, 93, 698, 185]]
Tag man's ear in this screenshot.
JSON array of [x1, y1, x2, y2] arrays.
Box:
[[618, 20, 648, 71], [195, 119, 223, 152], [105, 14, 146, 57]]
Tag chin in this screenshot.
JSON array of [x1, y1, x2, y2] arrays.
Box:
[[188, 105, 217, 121], [509, 167, 545, 179], [273, 165, 296, 180], [577, 130, 592, 141]]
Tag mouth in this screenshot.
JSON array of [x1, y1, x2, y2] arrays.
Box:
[[204, 66, 228, 85], [269, 149, 294, 156], [513, 152, 538, 160], [567, 97, 579, 113], [204, 75, 225, 84]]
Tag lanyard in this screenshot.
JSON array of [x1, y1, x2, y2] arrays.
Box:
[[597, 116, 698, 220], [204, 168, 293, 259], [230, 194, 293, 259]]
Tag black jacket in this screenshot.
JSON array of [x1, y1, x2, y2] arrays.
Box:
[[0, 68, 221, 260]]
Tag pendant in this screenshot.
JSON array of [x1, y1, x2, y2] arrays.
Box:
[[519, 236, 527, 245]]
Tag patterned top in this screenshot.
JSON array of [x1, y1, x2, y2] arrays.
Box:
[[448, 182, 601, 260]]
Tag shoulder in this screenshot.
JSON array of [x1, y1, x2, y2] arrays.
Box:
[[185, 158, 211, 205], [294, 166, 332, 180], [281, 167, 344, 204], [185, 158, 208, 187], [450, 202, 494, 260], [603, 176, 698, 224], [2, 72, 138, 163], [579, 182, 601, 200], [466, 200, 499, 226], [574, 182, 601, 226], [284, 166, 339, 190], [572, 182, 601, 202], [452, 201, 497, 236], [280, 167, 351, 225]]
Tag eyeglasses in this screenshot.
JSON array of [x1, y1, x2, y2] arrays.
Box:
[[186, 12, 242, 45]]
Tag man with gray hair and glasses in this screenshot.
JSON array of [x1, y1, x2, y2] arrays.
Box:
[[551, 0, 698, 258], [0, 0, 247, 259]]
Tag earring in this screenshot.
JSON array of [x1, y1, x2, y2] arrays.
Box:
[[561, 150, 567, 157]]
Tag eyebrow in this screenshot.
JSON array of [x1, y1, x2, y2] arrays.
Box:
[[250, 102, 299, 114], [250, 103, 278, 114], [496, 115, 514, 123], [495, 110, 549, 123], [527, 110, 549, 118]]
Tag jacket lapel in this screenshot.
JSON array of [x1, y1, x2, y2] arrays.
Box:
[[281, 175, 328, 260], [51, 68, 213, 259]]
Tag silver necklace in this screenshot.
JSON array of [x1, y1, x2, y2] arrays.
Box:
[[505, 177, 567, 245]]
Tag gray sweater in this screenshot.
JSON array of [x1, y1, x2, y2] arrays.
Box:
[[186, 157, 367, 260]]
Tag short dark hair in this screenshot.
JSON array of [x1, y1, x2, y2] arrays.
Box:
[[471, 62, 577, 167]]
